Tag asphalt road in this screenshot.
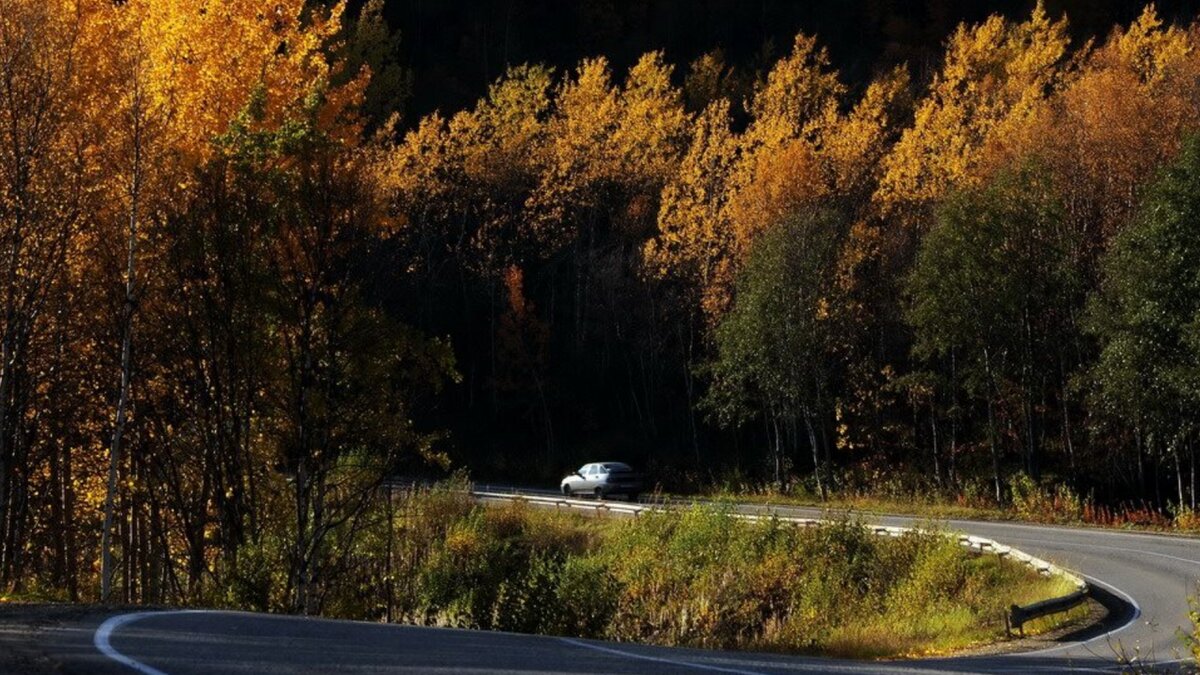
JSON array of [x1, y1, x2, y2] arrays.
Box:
[[32, 493, 1200, 675]]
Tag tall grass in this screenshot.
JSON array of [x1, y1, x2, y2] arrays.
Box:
[[706, 471, 1200, 534], [1185, 592, 1200, 668], [341, 487, 1080, 659]]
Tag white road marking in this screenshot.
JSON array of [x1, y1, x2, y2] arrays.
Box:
[[999, 536, 1200, 567], [1014, 574, 1143, 658], [559, 637, 771, 674], [95, 610, 198, 675]]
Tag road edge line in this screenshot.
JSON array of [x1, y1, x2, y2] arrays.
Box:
[[95, 610, 196, 675], [558, 637, 770, 674], [1013, 574, 1142, 658]]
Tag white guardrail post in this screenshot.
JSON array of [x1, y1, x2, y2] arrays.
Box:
[[469, 489, 1089, 636]]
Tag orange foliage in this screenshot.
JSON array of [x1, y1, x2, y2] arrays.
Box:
[[1018, 6, 1200, 254]]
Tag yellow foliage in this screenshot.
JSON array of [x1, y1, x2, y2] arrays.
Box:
[[745, 33, 844, 151], [98, 0, 363, 168], [1112, 5, 1192, 85], [644, 99, 738, 316], [876, 3, 1069, 220], [1006, 5, 1200, 247], [646, 34, 907, 323], [613, 52, 690, 192], [527, 53, 688, 251]]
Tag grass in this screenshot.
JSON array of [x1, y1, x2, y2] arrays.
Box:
[[363, 483, 1086, 660], [688, 489, 1009, 522], [0, 590, 64, 604], [680, 473, 1200, 536]]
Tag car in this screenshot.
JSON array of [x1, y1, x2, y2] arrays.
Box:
[[560, 462, 643, 500]]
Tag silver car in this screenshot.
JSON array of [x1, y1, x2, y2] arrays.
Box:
[[560, 462, 643, 500]]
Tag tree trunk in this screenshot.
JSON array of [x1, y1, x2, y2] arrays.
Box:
[[803, 410, 824, 501], [101, 118, 141, 603], [1135, 426, 1145, 498], [385, 484, 394, 623], [101, 44, 149, 602], [1190, 434, 1196, 511], [930, 402, 941, 486], [290, 285, 317, 615], [949, 351, 959, 485], [987, 397, 1001, 504], [983, 348, 1002, 504], [683, 330, 700, 464], [1022, 308, 1037, 479], [1060, 372, 1075, 475], [1174, 439, 1184, 510]]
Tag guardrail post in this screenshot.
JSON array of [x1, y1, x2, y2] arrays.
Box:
[[1010, 604, 1025, 636]]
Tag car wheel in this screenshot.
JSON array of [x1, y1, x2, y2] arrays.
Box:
[[562, 484, 572, 497], [594, 487, 603, 500]]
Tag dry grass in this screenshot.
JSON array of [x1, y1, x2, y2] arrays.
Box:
[[379, 489, 1087, 659], [688, 478, 1200, 535]]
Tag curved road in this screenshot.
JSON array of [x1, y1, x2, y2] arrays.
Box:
[[36, 498, 1199, 674]]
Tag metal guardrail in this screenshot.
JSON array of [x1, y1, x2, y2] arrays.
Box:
[[471, 489, 1090, 636], [1009, 587, 1090, 633]]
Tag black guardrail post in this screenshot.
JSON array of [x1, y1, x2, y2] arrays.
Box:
[[1009, 587, 1090, 634]]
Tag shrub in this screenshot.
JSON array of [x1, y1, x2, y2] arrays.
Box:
[[1185, 592, 1200, 666], [1010, 473, 1083, 523], [1174, 506, 1200, 533], [552, 555, 621, 637], [333, 487, 1081, 659]]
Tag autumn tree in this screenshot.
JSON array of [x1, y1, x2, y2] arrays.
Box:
[[682, 50, 747, 114], [382, 63, 554, 280], [89, 0, 367, 602], [197, 88, 457, 614], [1086, 134, 1200, 509], [877, 3, 1071, 224], [703, 209, 848, 496], [648, 34, 907, 324], [906, 167, 1079, 501], [0, 0, 93, 590], [143, 121, 278, 600], [643, 99, 739, 320], [379, 64, 559, 460], [1028, 5, 1200, 263]]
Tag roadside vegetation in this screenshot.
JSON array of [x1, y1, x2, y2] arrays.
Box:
[[693, 472, 1200, 534], [1187, 594, 1200, 666], [318, 483, 1083, 659]]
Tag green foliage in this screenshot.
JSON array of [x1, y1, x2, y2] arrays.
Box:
[[702, 209, 847, 488], [885, 534, 967, 617], [339, 0, 413, 127], [1088, 133, 1200, 450], [905, 163, 1082, 493], [704, 209, 845, 428], [357, 491, 1078, 658], [221, 540, 275, 612], [907, 164, 1078, 392], [1183, 591, 1200, 665], [1009, 473, 1084, 523], [408, 500, 596, 631], [551, 555, 622, 635]]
